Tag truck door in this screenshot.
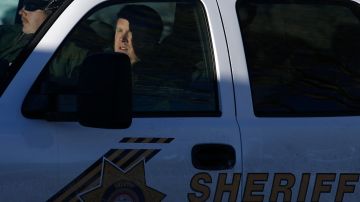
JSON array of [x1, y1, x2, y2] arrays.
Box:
[[220, 0, 360, 201], [10, 0, 242, 201]]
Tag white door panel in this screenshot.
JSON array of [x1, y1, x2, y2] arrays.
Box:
[[221, 0, 360, 200]]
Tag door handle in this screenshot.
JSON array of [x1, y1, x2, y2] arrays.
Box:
[[192, 144, 236, 170]]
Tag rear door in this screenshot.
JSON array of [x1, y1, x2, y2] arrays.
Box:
[[221, 0, 360, 201], [17, 0, 242, 201]]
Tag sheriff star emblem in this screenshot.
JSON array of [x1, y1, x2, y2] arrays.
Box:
[[79, 158, 165, 201]]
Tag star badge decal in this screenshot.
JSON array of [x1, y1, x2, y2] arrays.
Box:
[[79, 158, 165, 201]]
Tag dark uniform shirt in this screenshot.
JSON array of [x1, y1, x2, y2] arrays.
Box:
[[0, 24, 33, 64]]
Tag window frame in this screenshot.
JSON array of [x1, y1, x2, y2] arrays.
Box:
[[22, 0, 221, 120]]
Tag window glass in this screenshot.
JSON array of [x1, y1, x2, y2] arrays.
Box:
[[0, 0, 65, 82], [23, 1, 219, 119], [237, 0, 360, 116]]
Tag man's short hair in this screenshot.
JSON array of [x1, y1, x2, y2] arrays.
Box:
[[116, 5, 163, 58]]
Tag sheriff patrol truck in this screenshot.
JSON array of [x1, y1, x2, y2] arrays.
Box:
[[0, 0, 359, 201]]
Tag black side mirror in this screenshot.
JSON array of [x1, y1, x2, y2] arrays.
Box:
[[78, 52, 132, 129]]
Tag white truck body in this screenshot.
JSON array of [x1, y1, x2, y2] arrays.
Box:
[[0, 0, 359, 201]]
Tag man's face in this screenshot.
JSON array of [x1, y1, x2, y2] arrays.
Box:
[[114, 18, 138, 64], [19, 7, 48, 34]]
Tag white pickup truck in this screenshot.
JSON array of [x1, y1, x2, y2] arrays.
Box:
[[0, 0, 359, 201]]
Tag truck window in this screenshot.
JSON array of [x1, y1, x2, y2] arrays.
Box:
[[22, 1, 219, 120], [0, 0, 66, 91], [237, 0, 360, 116]]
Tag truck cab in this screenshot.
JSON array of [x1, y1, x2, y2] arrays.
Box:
[[0, 0, 359, 201]]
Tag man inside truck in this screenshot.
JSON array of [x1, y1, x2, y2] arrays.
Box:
[[114, 4, 163, 66], [0, 0, 63, 65], [47, 4, 164, 85], [114, 4, 177, 111]]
